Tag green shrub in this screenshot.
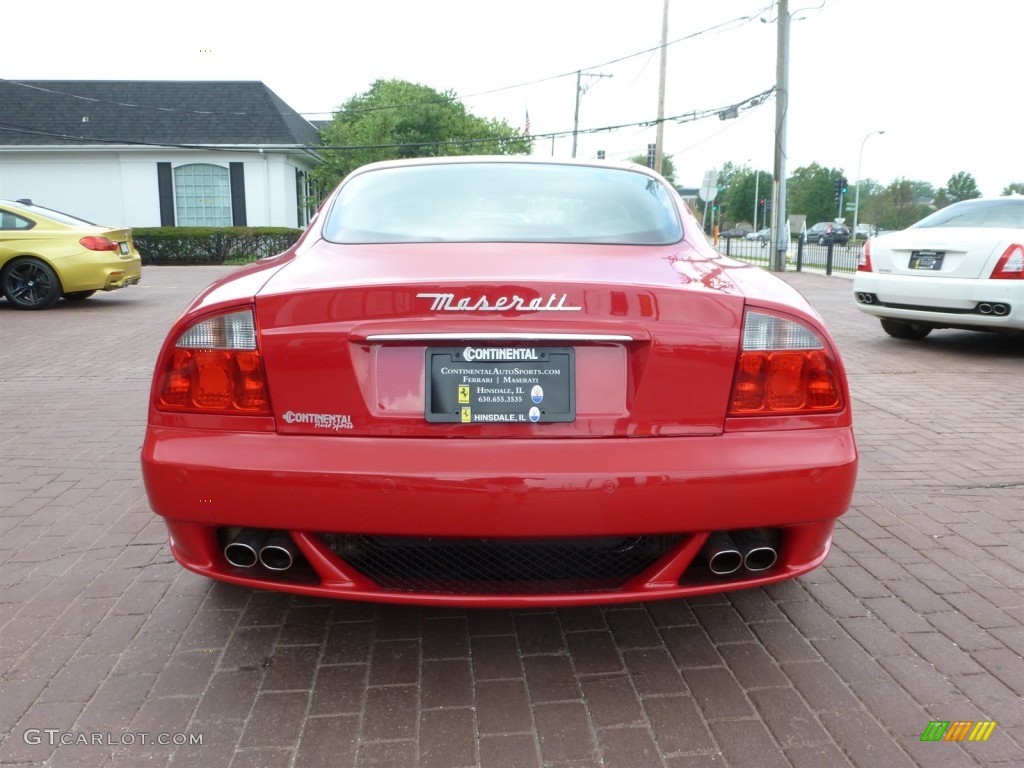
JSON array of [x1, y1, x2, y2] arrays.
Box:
[[133, 227, 302, 265]]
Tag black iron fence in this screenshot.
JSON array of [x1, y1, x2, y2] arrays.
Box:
[[716, 235, 863, 275]]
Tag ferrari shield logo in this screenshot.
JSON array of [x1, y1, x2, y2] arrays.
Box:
[[458, 386, 470, 404]]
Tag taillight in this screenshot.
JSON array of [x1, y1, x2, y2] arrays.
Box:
[[729, 311, 843, 415], [79, 236, 119, 251], [991, 244, 1024, 279], [156, 309, 271, 414], [857, 240, 872, 272]]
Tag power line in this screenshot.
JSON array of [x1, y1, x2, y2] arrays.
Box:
[[0, 7, 774, 121], [0, 86, 774, 155]]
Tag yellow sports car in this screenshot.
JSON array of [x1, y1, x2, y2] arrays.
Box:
[[0, 199, 142, 310]]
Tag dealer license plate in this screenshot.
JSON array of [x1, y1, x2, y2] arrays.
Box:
[[425, 346, 575, 424], [909, 251, 944, 270]]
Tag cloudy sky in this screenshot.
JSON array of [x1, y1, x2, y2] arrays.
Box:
[[5, 0, 1022, 195]]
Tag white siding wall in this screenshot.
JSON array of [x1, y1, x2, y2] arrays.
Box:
[[0, 149, 317, 228]]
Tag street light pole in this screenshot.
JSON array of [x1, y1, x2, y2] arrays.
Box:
[[853, 130, 885, 237]]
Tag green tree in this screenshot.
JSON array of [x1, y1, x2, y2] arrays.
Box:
[[786, 163, 846, 226], [1002, 182, 1024, 195], [629, 154, 677, 184], [877, 178, 931, 230], [721, 166, 773, 230], [934, 171, 981, 208], [312, 79, 532, 192], [854, 178, 885, 229]]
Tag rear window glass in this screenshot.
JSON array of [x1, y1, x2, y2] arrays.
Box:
[[913, 199, 1024, 229], [321, 162, 683, 245]]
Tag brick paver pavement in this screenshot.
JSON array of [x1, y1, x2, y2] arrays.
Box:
[[1, 266, 1022, 767]]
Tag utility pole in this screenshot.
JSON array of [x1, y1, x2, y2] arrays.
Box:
[[770, 0, 790, 272], [654, 0, 669, 174], [572, 70, 613, 158]]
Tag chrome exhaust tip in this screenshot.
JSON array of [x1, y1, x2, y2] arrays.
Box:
[[732, 530, 778, 572], [224, 529, 268, 568], [259, 531, 298, 571], [993, 303, 1009, 316], [702, 532, 743, 575], [978, 303, 993, 315]]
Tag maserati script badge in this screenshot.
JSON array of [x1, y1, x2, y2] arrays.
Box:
[[417, 292, 582, 312]]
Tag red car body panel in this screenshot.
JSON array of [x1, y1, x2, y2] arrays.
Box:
[[142, 158, 857, 606]]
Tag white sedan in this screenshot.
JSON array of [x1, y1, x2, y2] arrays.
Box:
[[853, 197, 1024, 339]]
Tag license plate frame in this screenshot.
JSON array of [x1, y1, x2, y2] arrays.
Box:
[[118, 242, 130, 256], [425, 346, 576, 424], [909, 251, 944, 270]]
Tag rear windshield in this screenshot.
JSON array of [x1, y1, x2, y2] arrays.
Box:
[[913, 198, 1024, 229], [321, 162, 684, 245]]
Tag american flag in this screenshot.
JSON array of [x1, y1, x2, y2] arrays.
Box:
[[524, 109, 531, 137]]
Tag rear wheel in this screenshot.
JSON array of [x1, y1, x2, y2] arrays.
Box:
[[2, 257, 62, 310], [880, 318, 932, 340], [62, 290, 97, 302]]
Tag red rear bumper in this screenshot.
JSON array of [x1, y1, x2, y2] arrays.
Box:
[[142, 427, 857, 606]]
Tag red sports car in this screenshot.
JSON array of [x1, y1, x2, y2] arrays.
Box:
[[142, 157, 857, 607]]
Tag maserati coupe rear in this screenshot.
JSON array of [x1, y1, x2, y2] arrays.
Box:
[[142, 157, 857, 606]]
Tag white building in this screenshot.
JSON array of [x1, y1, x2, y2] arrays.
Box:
[[0, 80, 321, 229]]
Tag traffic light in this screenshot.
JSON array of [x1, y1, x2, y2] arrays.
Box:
[[647, 143, 656, 169], [833, 179, 842, 202], [840, 176, 848, 194]]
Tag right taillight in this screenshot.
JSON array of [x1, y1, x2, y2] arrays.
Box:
[[156, 309, 271, 414], [991, 244, 1024, 279], [729, 311, 843, 416], [857, 240, 873, 272]]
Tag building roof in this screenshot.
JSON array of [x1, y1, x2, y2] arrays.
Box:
[[0, 80, 320, 149]]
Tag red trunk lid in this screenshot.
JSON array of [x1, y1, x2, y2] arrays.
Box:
[[254, 241, 746, 438]]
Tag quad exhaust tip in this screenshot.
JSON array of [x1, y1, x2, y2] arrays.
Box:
[[224, 529, 268, 568], [977, 302, 1010, 316], [702, 529, 779, 576], [702, 532, 743, 575], [732, 530, 779, 572], [259, 531, 298, 571], [224, 528, 298, 571]]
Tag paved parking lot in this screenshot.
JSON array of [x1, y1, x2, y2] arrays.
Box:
[[1, 266, 1022, 767]]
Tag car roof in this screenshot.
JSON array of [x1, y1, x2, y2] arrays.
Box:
[[0, 199, 35, 210], [345, 154, 667, 180]]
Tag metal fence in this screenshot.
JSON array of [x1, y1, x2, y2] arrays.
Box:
[[715, 235, 863, 275]]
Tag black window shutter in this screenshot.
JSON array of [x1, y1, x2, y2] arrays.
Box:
[[230, 163, 247, 226], [157, 163, 174, 226]]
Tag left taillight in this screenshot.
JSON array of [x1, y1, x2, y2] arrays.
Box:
[[80, 236, 119, 251], [156, 309, 271, 415], [857, 240, 872, 272], [729, 310, 844, 416]]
